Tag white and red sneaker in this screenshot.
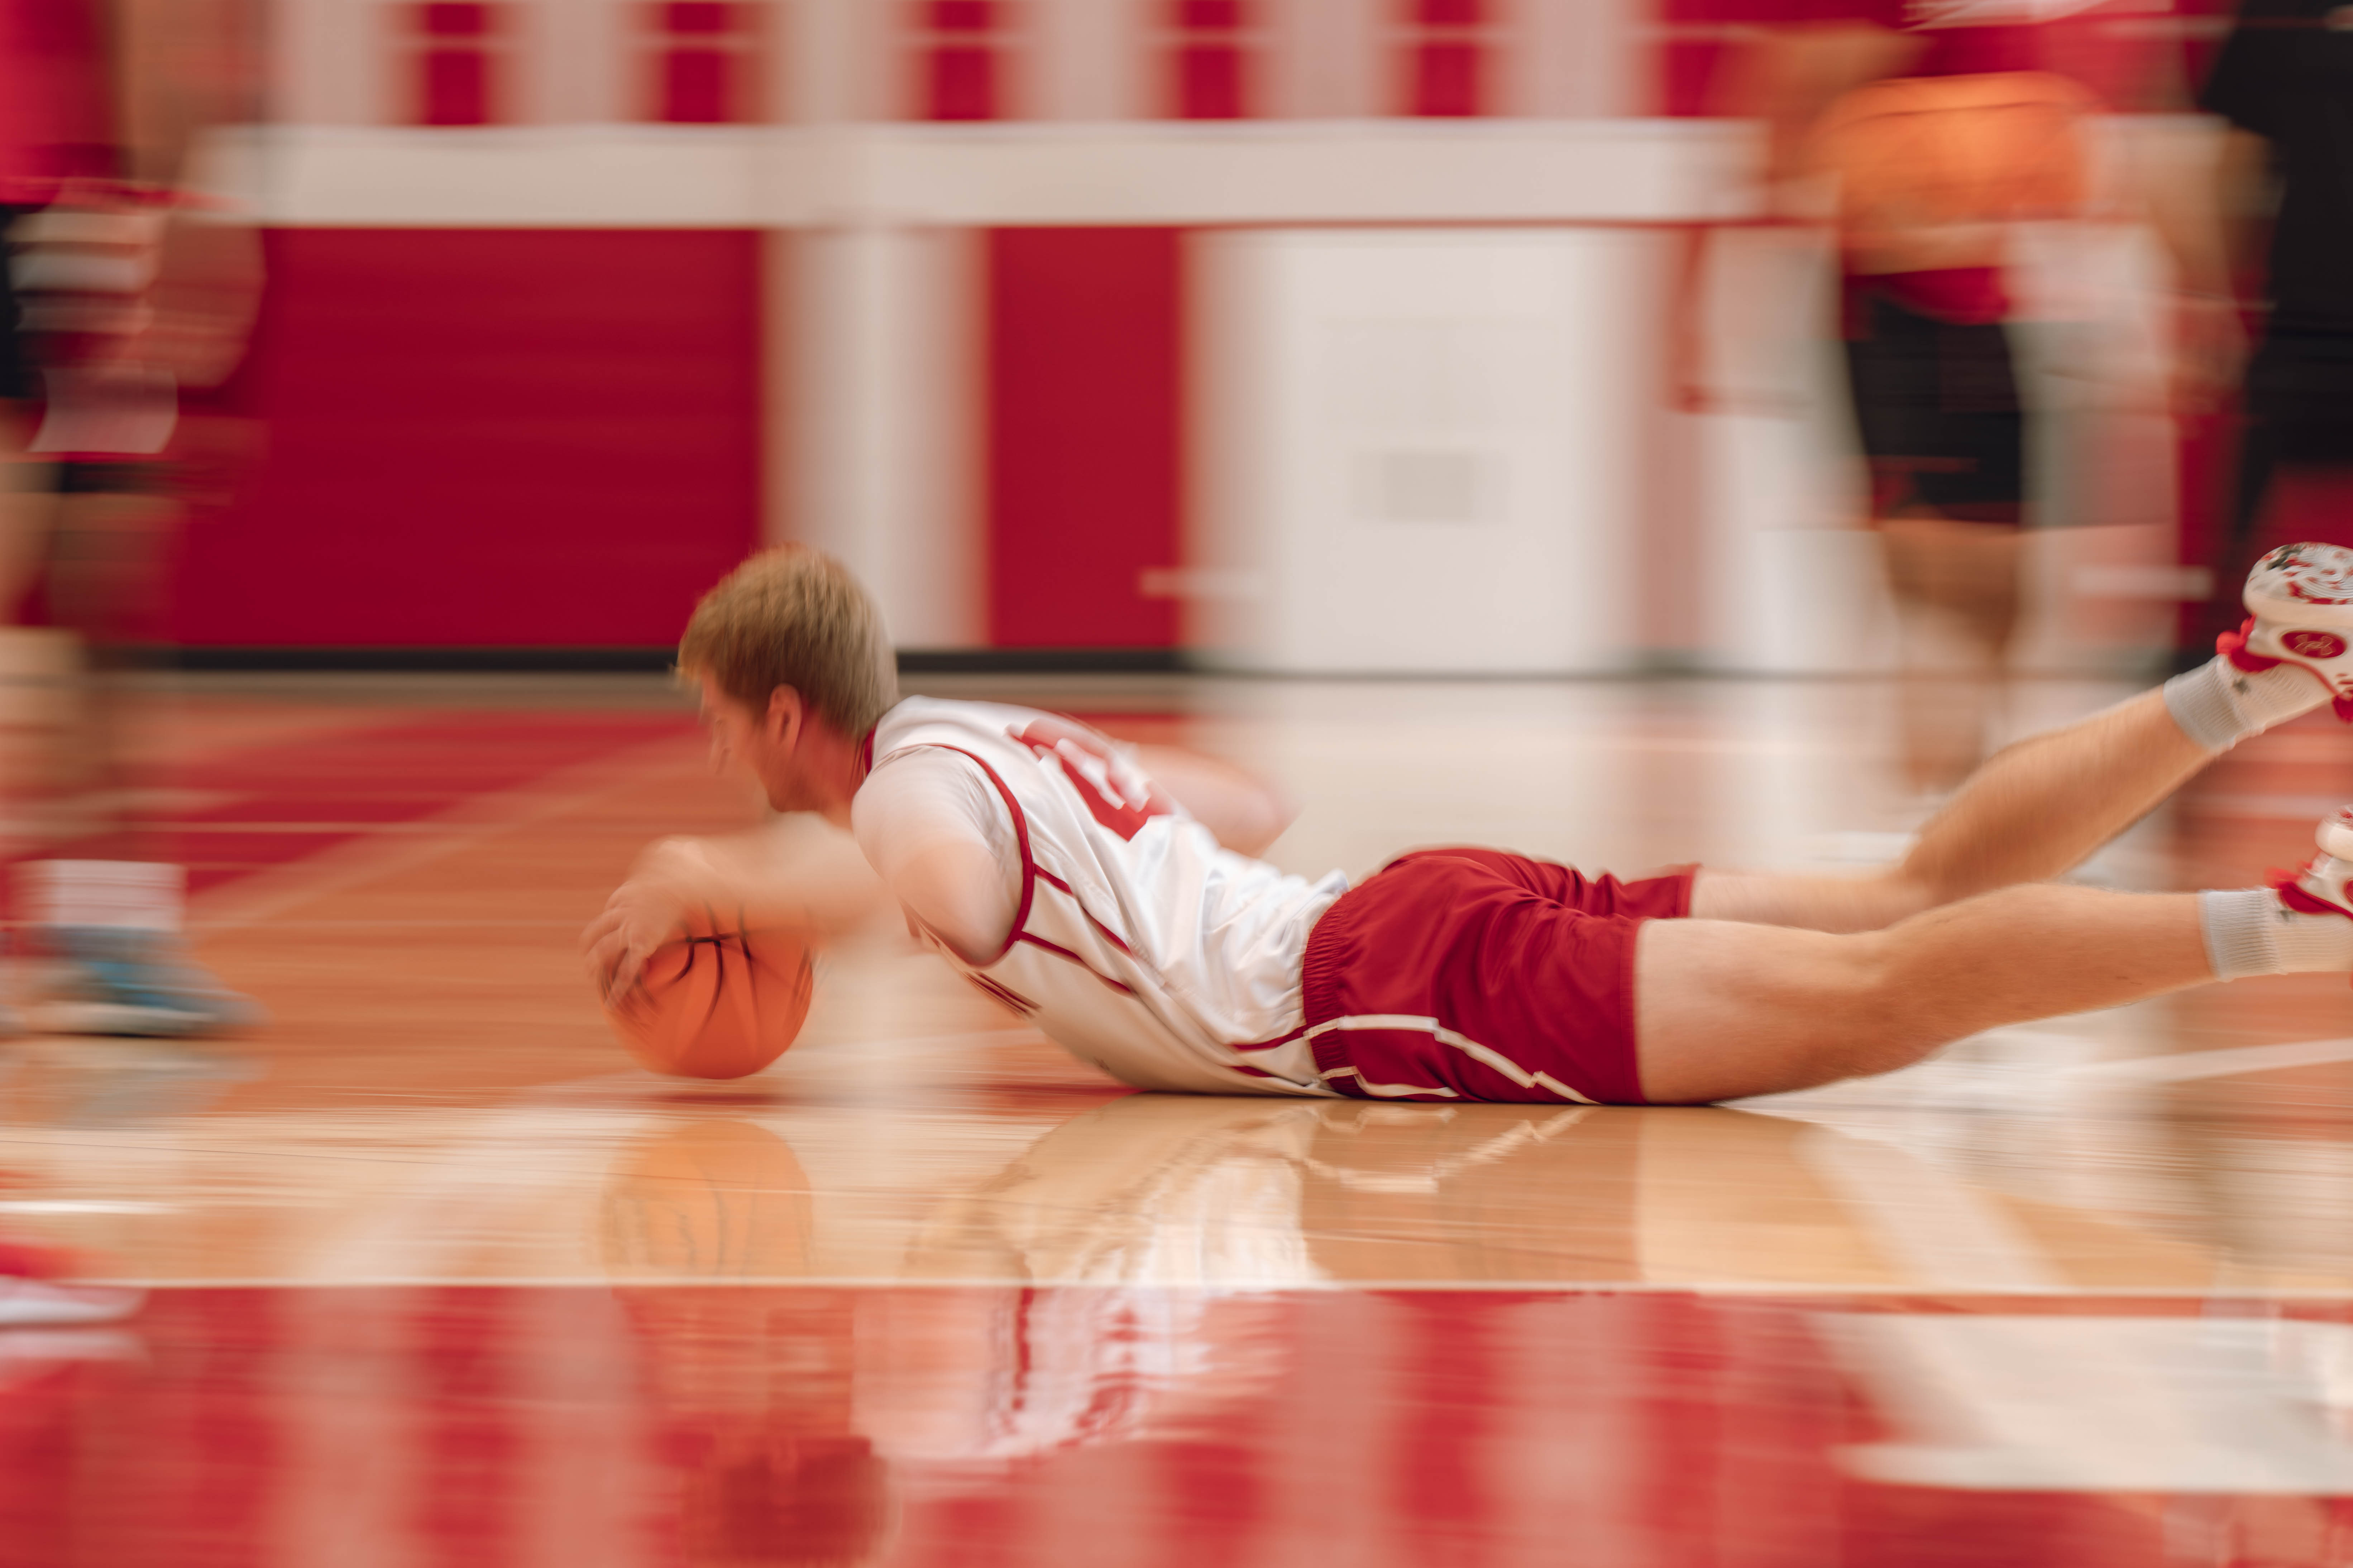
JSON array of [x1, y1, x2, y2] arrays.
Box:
[[2276, 805, 2353, 919], [2233, 543, 2353, 718]]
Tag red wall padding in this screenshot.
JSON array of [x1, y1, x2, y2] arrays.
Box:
[[986, 227, 1181, 650], [173, 228, 764, 648]]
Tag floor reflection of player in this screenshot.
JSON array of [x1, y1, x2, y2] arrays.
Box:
[[900, 1095, 1327, 1285], [905, 1093, 1635, 1285], [600, 1115, 1293, 1559], [602, 1121, 895, 1568]]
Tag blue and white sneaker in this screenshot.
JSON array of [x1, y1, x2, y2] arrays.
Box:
[[37, 927, 265, 1037]]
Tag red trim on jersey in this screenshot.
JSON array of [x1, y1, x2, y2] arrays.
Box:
[[1016, 931, 1140, 997], [961, 969, 1040, 1016], [1014, 719, 1175, 842], [1033, 867, 1136, 957], [1232, 1024, 1306, 1054], [894, 742, 1143, 1000], [915, 743, 1036, 965]]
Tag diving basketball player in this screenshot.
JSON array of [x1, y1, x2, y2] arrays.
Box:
[[585, 543, 2353, 1106]]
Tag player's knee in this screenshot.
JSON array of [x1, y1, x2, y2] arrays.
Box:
[[1809, 934, 1951, 1082], [1860, 868, 1941, 927]]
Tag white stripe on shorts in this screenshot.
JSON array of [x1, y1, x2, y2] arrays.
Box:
[[1304, 1013, 1600, 1105]]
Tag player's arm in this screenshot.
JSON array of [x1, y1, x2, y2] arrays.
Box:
[[583, 813, 886, 1006], [1128, 745, 1294, 858], [852, 751, 1021, 967]]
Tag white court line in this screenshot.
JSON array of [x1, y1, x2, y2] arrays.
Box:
[[1799, 1128, 2059, 1291], [2065, 1036, 2353, 1086], [66, 1274, 2353, 1299]]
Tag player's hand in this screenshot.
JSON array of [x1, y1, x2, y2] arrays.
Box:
[[582, 877, 691, 1007]]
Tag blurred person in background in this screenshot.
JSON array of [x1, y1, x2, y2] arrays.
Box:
[[0, 0, 263, 1042], [1715, 0, 2218, 793], [2180, 0, 2353, 668]]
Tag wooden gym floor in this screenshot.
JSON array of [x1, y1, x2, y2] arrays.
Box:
[[1, 670, 2350, 1567]]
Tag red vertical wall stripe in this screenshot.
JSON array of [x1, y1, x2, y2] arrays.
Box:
[[176, 228, 764, 648], [986, 227, 1182, 650], [416, 3, 496, 125]]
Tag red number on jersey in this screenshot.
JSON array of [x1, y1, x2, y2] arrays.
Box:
[[1014, 719, 1174, 842]]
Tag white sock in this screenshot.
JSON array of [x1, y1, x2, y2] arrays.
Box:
[[2199, 887, 2353, 979], [16, 860, 183, 932], [2163, 656, 2328, 753]]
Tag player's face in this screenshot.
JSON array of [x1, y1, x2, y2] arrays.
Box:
[[697, 675, 773, 787], [696, 674, 817, 811]]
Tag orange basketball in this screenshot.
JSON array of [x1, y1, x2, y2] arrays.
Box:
[[1809, 71, 2094, 267], [607, 914, 815, 1080]]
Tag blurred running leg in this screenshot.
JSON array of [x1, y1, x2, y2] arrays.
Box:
[[1880, 513, 2021, 795]]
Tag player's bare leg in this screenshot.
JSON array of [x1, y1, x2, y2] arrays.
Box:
[[1636, 543, 2353, 1103], [1880, 513, 2023, 794], [1635, 884, 2211, 1103], [1642, 807, 2353, 1103], [1690, 543, 2353, 934], [1691, 688, 2211, 933]]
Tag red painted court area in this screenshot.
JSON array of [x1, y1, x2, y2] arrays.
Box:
[[7, 1287, 2348, 1567]]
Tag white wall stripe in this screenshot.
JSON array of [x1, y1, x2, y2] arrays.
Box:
[[189, 121, 1759, 229]]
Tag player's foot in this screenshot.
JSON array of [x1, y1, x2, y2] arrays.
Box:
[[2234, 543, 2353, 715], [36, 927, 265, 1037], [0, 1276, 144, 1328], [2277, 805, 2353, 919]]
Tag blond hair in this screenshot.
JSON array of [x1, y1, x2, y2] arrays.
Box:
[[677, 547, 898, 738]]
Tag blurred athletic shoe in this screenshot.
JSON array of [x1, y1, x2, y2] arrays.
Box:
[[2235, 543, 2353, 716], [2280, 805, 2353, 920], [16, 860, 263, 1036], [38, 926, 264, 1037]]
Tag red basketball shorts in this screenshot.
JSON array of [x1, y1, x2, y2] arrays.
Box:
[[1298, 848, 1697, 1106]]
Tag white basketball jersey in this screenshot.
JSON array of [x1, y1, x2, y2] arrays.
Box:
[[863, 697, 1346, 1095]]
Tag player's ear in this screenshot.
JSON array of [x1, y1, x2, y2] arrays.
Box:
[[764, 686, 806, 751]]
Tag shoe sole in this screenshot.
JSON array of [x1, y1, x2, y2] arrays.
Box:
[[35, 1002, 229, 1038]]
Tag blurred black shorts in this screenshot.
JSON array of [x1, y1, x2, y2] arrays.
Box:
[[57, 459, 165, 494], [2247, 330, 2353, 463], [0, 204, 33, 402], [1842, 289, 2026, 525]]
